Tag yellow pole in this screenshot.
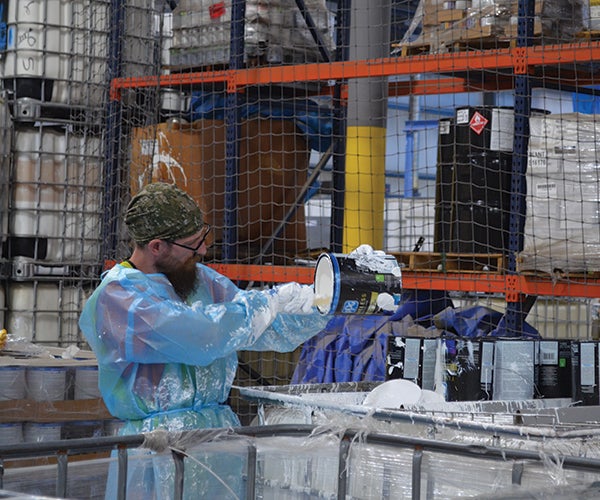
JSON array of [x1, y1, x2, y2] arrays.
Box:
[[343, 126, 387, 252]]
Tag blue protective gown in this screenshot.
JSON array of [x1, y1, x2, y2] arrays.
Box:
[[79, 262, 329, 499], [79, 262, 329, 433]]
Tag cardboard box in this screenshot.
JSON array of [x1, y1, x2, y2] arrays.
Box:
[[130, 118, 310, 260], [424, 7, 467, 26]]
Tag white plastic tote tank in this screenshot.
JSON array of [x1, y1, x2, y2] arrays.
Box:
[[6, 282, 84, 344], [3, 0, 110, 106], [0, 94, 12, 254], [8, 125, 103, 263], [3, 0, 157, 105]]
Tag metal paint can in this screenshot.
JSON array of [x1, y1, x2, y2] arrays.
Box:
[[313, 252, 402, 315]]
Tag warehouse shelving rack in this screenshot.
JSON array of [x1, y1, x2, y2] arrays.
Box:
[[105, 0, 600, 336]]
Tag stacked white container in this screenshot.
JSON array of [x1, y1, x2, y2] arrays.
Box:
[[26, 366, 67, 401], [74, 366, 101, 400], [23, 422, 63, 442], [0, 95, 12, 298], [0, 366, 27, 401], [3, 0, 158, 107], [170, 0, 334, 68], [8, 126, 103, 264], [6, 282, 85, 344], [1, 1, 162, 347], [0, 423, 25, 445], [3, 0, 110, 106]]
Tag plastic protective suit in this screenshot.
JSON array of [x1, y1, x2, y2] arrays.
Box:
[[79, 262, 329, 498]]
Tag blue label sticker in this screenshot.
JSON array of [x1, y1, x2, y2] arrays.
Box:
[[7, 25, 13, 49], [0, 4, 5, 52], [341, 300, 359, 314]]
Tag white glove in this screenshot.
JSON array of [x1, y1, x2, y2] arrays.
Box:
[[272, 282, 315, 315]]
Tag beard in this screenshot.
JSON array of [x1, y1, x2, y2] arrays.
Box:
[[157, 255, 200, 301]]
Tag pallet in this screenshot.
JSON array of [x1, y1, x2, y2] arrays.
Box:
[[397, 35, 515, 57], [391, 252, 505, 273], [575, 30, 600, 40], [394, 23, 550, 57], [518, 268, 600, 280]]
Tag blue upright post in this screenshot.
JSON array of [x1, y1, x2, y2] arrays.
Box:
[[505, 0, 535, 335], [101, 0, 125, 263], [224, 0, 245, 263]]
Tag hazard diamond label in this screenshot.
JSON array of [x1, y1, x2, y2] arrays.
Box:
[[469, 111, 489, 135]]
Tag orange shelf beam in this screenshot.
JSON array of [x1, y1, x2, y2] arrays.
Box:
[[207, 264, 315, 284], [208, 264, 600, 300], [111, 41, 600, 100]]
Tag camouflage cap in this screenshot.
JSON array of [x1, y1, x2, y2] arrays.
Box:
[[125, 182, 203, 245]]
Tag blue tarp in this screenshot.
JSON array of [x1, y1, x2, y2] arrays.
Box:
[[292, 291, 541, 384], [572, 89, 600, 114], [292, 290, 453, 384], [189, 91, 333, 152]]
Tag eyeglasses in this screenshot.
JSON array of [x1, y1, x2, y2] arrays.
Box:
[[167, 225, 211, 255]]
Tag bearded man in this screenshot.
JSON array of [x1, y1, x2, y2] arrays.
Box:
[[79, 182, 328, 498]]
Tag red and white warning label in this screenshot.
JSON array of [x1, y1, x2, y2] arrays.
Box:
[[469, 111, 489, 135]]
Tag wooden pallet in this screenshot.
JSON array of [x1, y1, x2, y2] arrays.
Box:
[[518, 268, 600, 280], [575, 30, 600, 40], [391, 252, 505, 273], [397, 35, 515, 57]]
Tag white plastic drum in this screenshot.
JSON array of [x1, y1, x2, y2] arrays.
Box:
[[74, 366, 101, 400], [0, 423, 24, 445], [0, 366, 27, 401], [313, 252, 402, 315], [26, 367, 67, 401], [23, 422, 63, 442]]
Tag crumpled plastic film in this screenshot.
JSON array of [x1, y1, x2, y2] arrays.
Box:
[[347, 244, 402, 276], [0, 332, 53, 358], [142, 427, 238, 454]]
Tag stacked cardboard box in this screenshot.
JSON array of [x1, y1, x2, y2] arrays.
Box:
[[418, 0, 584, 52]]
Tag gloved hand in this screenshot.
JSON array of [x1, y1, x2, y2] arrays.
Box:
[[272, 282, 315, 315]]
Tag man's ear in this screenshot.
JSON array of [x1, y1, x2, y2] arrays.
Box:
[[147, 239, 166, 256]]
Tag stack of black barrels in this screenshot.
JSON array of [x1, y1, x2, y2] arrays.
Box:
[[434, 107, 514, 255]]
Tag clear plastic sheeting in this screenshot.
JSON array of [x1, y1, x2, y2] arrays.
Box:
[[3, 425, 600, 499], [0, 491, 60, 500], [239, 382, 600, 457]]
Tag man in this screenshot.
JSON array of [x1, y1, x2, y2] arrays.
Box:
[[79, 182, 329, 497]]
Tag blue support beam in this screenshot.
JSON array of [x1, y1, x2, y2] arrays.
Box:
[[505, 0, 536, 335], [223, 0, 246, 263], [101, 0, 126, 262]]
